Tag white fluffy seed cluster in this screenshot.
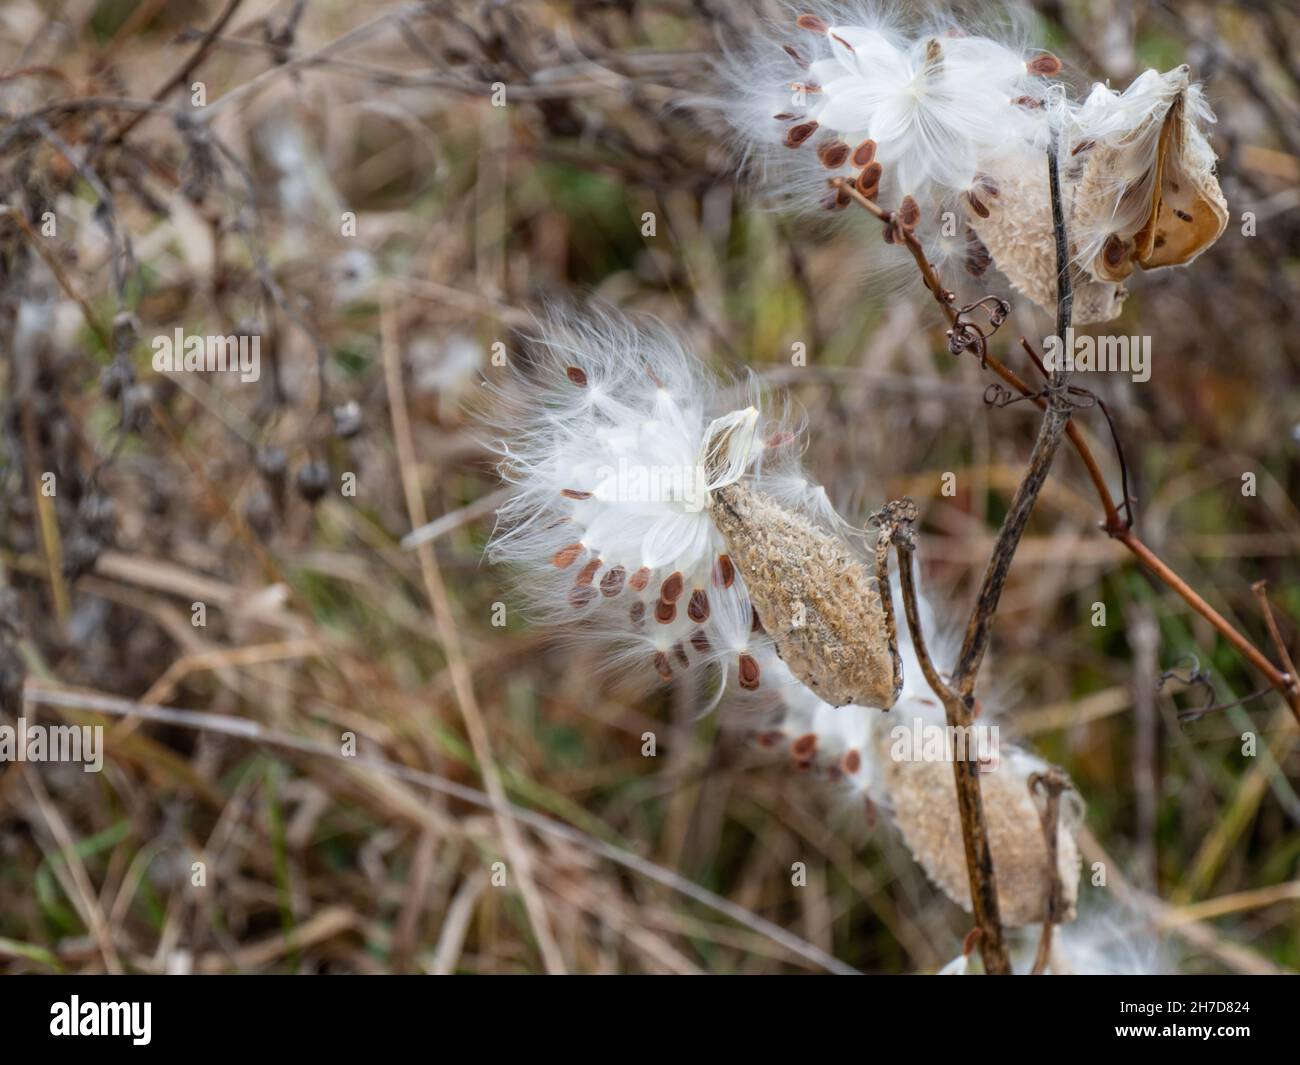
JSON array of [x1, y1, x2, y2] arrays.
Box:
[[734, 4, 1227, 322], [488, 311, 1111, 969], [488, 310, 887, 702]]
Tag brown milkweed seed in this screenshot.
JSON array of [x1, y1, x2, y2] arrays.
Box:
[[600, 566, 626, 596], [784, 120, 819, 148], [659, 572, 684, 603], [565, 366, 588, 387], [852, 139, 876, 168], [552, 543, 583, 569], [795, 13, 828, 33], [654, 599, 676, 624], [569, 585, 596, 608], [687, 589, 710, 622], [738, 652, 761, 690], [817, 140, 851, 169], [1026, 52, 1062, 77], [629, 567, 651, 592], [856, 161, 882, 197], [575, 559, 601, 586], [1103, 234, 1127, 269], [791, 733, 817, 760], [964, 231, 992, 278]]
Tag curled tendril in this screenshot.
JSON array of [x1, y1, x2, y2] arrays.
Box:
[[1158, 655, 1217, 721], [982, 381, 1104, 413], [1158, 653, 1209, 691], [1158, 655, 1274, 721], [984, 382, 1029, 408], [946, 296, 1011, 366]]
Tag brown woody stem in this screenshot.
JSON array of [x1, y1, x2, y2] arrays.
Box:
[[885, 505, 1012, 976]]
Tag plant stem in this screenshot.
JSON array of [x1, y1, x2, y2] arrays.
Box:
[[834, 157, 1300, 725], [843, 141, 1076, 975], [889, 522, 1011, 974], [950, 136, 1075, 698], [1028, 769, 1070, 975]]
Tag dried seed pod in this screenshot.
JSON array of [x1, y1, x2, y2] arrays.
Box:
[[709, 482, 898, 708], [963, 161, 1128, 324], [1097, 90, 1226, 277], [967, 68, 1225, 323], [883, 746, 1082, 927]]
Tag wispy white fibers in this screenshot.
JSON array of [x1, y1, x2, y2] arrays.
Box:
[[730, 3, 1058, 218], [489, 308, 810, 693], [746, 571, 954, 804], [729, 4, 1227, 322], [1043, 903, 1168, 975], [1063, 65, 1223, 277]]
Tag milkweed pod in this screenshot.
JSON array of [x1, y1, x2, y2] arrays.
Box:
[[709, 482, 899, 709]]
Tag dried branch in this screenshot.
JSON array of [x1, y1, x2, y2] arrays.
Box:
[[847, 139, 1079, 975], [835, 142, 1300, 728], [102, 0, 246, 150], [949, 137, 1075, 698], [877, 499, 1011, 976]]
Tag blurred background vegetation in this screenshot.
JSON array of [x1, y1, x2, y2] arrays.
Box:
[[0, 0, 1297, 973]]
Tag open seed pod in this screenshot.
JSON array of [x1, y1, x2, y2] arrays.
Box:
[[963, 67, 1226, 324], [963, 164, 1130, 324], [883, 744, 1082, 927], [1069, 66, 1228, 283], [709, 481, 899, 709]]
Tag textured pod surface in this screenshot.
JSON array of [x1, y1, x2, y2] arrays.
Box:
[[884, 745, 1082, 927], [709, 482, 897, 709], [966, 161, 1128, 324]]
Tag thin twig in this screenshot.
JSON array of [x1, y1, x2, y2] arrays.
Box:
[[1251, 581, 1299, 688], [102, 0, 245, 149]]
